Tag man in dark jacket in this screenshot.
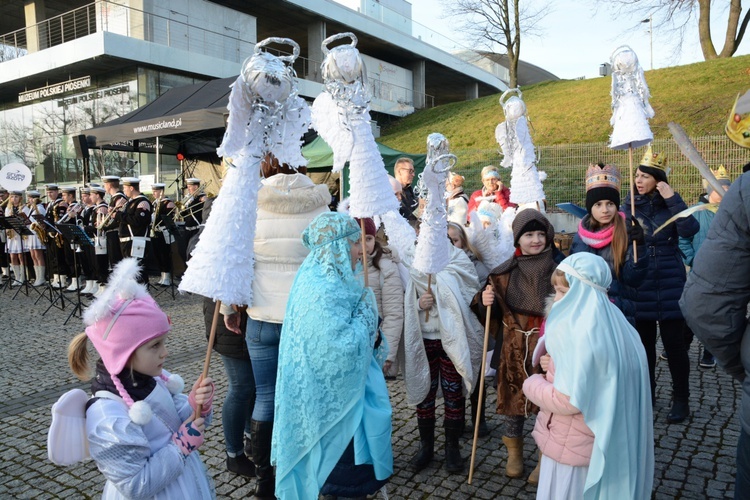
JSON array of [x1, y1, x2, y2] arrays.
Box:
[[395, 157, 419, 221], [680, 171, 750, 498]]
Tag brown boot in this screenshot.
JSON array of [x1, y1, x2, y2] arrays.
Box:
[[502, 436, 524, 478], [527, 450, 541, 485]]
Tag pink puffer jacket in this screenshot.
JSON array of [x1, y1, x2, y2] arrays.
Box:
[[522, 357, 594, 467]]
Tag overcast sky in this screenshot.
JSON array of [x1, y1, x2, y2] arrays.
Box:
[[408, 0, 750, 80]]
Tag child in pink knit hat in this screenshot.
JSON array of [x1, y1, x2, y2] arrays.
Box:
[[66, 258, 215, 499]]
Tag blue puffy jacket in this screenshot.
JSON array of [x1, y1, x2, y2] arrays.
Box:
[[622, 190, 699, 321], [570, 214, 649, 326], [678, 203, 716, 267]]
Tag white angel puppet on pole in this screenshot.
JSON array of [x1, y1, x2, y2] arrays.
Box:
[[179, 37, 310, 391], [608, 45, 654, 262], [412, 133, 457, 319], [311, 32, 415, 274], [495, 88, 547, 212]]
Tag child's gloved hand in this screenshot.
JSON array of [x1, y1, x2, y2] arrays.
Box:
[[628, 218, 645, 246], [172, 417, 205, 456], [188, 377, 214, 417]]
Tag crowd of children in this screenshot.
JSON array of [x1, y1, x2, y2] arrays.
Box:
[[52, 147, 721, 500]]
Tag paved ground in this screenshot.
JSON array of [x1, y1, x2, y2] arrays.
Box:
[[0, 280, 741, 499]]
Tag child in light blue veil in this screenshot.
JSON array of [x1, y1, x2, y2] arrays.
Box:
[[524, 252, 653, 500]]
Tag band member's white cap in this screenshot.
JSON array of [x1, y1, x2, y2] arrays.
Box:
[[121, 177, 141, 186]]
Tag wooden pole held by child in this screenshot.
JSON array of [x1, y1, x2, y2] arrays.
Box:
[[195, 300, 221, 419], [425, 274, 432, 322], [468, 286, 493, 484], [628, 144, 638, 262], [360, 218, 369, 287]]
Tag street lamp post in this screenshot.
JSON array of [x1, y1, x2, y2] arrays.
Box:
[[641, 14, 653, 70]]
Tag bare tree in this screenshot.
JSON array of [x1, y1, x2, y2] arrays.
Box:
[[441, 0, 548, 88], [600, 0, 750, 60]]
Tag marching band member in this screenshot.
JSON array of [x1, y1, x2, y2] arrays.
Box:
[[118, 177, 152, 283], [44, 184, 69, 288], [61, 186, 84, 292], [151, 183, 176, 286], [25, 190, 47, 286], [100, 175, 128, 282], [180, 177, 205, 261], [79, 186, 98, 295], [89, 185, 110, 296], [0, 187, 9, 281], [4, 190, 28, 284]]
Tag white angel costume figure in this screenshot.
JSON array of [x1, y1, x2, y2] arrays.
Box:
[[495, 88, 547, 211], [312, 32, 397, 218], [412, 134, 456, 275], [609, 46, 654, 150], [180, 38, 310, 306], [311, 32, 415, 263]]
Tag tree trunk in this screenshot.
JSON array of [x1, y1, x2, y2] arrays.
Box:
[[700, 0, 748, 59], [698, 0, 718, 59], [508, 0, 520, 89]]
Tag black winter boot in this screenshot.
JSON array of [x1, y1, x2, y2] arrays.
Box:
[[409, 418, 435, 471], [444, 420, 465, 473], [251, 420, 275, 499], [227, 452, 256, 477]]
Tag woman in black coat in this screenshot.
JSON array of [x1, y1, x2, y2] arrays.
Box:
[[622, 149, 699, 424]]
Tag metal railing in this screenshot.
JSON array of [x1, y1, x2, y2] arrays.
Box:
[[449, 136, 748, 211], [0, 1, 436, 109]]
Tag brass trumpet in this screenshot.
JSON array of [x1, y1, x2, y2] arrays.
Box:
[[58, 202, 82, 224], [96, 206, 119, 230]]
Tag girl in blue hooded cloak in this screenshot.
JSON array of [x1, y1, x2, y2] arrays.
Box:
[[524, 253, 654, 499], [271, 212, 393, 499]]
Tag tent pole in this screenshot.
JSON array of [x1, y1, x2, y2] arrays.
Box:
[[156, 136, 161, 183]]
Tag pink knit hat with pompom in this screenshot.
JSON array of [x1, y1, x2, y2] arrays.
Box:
[[85, 293, 171, 376], [83, 258, 176, 424]]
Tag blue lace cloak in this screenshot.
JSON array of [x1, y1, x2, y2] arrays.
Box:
[[271, 212, 393, 499]]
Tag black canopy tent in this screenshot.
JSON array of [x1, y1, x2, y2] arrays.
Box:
[[81, 76, 235, 156]]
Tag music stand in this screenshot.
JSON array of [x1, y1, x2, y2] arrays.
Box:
[[0, 215, 34, 298], [32, 215, 67, 312], [152, 217, 180, 300], [0, 217, 15, 293], [57, 223, 93, 325]]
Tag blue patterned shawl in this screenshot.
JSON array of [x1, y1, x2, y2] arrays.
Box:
[[271, 212, 393, 499]]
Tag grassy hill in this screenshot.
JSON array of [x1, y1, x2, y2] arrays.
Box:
[[379, 54, 750, 152]]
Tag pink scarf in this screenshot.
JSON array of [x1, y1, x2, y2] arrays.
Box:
[[577, 212, 625, 249]]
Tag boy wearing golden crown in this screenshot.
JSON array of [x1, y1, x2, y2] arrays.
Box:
[[678, 165, 733, 369], [623, 146, 699, 424]]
